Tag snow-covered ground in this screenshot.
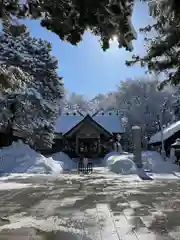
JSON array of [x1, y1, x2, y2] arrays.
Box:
[[0, 143, 180, 239], [0, 182, 35, 190], [0, 169, 180, 239]]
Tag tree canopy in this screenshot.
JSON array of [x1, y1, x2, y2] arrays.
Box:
[[0, 0, 137, 51], [126, 0, 180, 88]]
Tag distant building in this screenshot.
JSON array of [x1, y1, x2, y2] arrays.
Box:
[[52, 110, 126, 158], [148, 120, 180, 156]]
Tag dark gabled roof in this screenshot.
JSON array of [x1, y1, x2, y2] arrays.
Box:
[[63, 114, 112, 137]]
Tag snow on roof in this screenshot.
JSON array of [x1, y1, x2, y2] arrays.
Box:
[[92, 110, 124, 133], [55, 110, 124, 134], [55, 113, 83, 134], [149, 120, 180, 144], [93, 115, 123, 133]]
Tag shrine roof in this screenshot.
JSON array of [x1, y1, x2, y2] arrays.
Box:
[[55, 110, 125, 134], [55, 112, 83, 134], [93, 115, 123, 133]]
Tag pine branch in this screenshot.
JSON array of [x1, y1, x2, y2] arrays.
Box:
[[0, 0, 137, 51]]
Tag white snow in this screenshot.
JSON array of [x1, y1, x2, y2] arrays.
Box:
[[93, 114, 124, 134], [27, 156, 63, 174], [0, 215, 86, 235], [149, 120, 180, 144], [141, 151, 179, 173], [106, 153, 137, 174], [50, 151, 76, 171], [0, 140, 63, 176], [26, 87, 42, 100], [105, 151, 180, 176], [132, 125, 141, 130], [55, 114, 83, 133], [0, 138, 179, 180], [55, 110, 124, 134], [0, 182, 33, 190]]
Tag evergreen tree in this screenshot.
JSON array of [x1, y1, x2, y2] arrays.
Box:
[[0, 22, 64, 148], [0, 0, 137, 51], [126, 0, 180, 88]]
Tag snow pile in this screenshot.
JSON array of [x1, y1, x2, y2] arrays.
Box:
[[106, 153, 137, 174], [27, 156, 63, 174], [106, 151, 180, 175], [0, 140, 63, 175], [141, 151, 179, 173], [50, 152, 76, 171]]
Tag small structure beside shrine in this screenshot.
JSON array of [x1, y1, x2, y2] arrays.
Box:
[[148, 120, 180, 156], [52, 110, 127, 158]]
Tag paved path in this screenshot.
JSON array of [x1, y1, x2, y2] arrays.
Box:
[[0, 171, 180, 239]]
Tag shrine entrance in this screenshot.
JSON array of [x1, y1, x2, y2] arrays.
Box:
[[77, 137, 100, 157], [63, 114, 112, 158]]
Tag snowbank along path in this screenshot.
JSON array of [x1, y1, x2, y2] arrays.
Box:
[[0, 140, 63, 175], [105, 151, 180, 180]]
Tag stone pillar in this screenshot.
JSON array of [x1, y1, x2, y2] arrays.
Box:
[[132, 126, 142, 168]]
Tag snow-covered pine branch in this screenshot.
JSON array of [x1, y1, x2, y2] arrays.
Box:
[[0, 23, 64, 148]]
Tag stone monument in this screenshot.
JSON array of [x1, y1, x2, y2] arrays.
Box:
[[132, 125, 142, 168]]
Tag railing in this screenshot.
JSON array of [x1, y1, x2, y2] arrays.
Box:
[[78, 162, 93, 174]]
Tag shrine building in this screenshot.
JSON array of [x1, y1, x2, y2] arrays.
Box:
[[52, 110, 126, 158]]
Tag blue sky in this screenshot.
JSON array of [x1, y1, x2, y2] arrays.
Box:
[[24, 2, 154, 98]]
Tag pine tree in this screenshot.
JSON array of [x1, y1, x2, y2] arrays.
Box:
[[126, 0, 180, 88], [0, 0, 137, 51], [0, 22, 64, 148]]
